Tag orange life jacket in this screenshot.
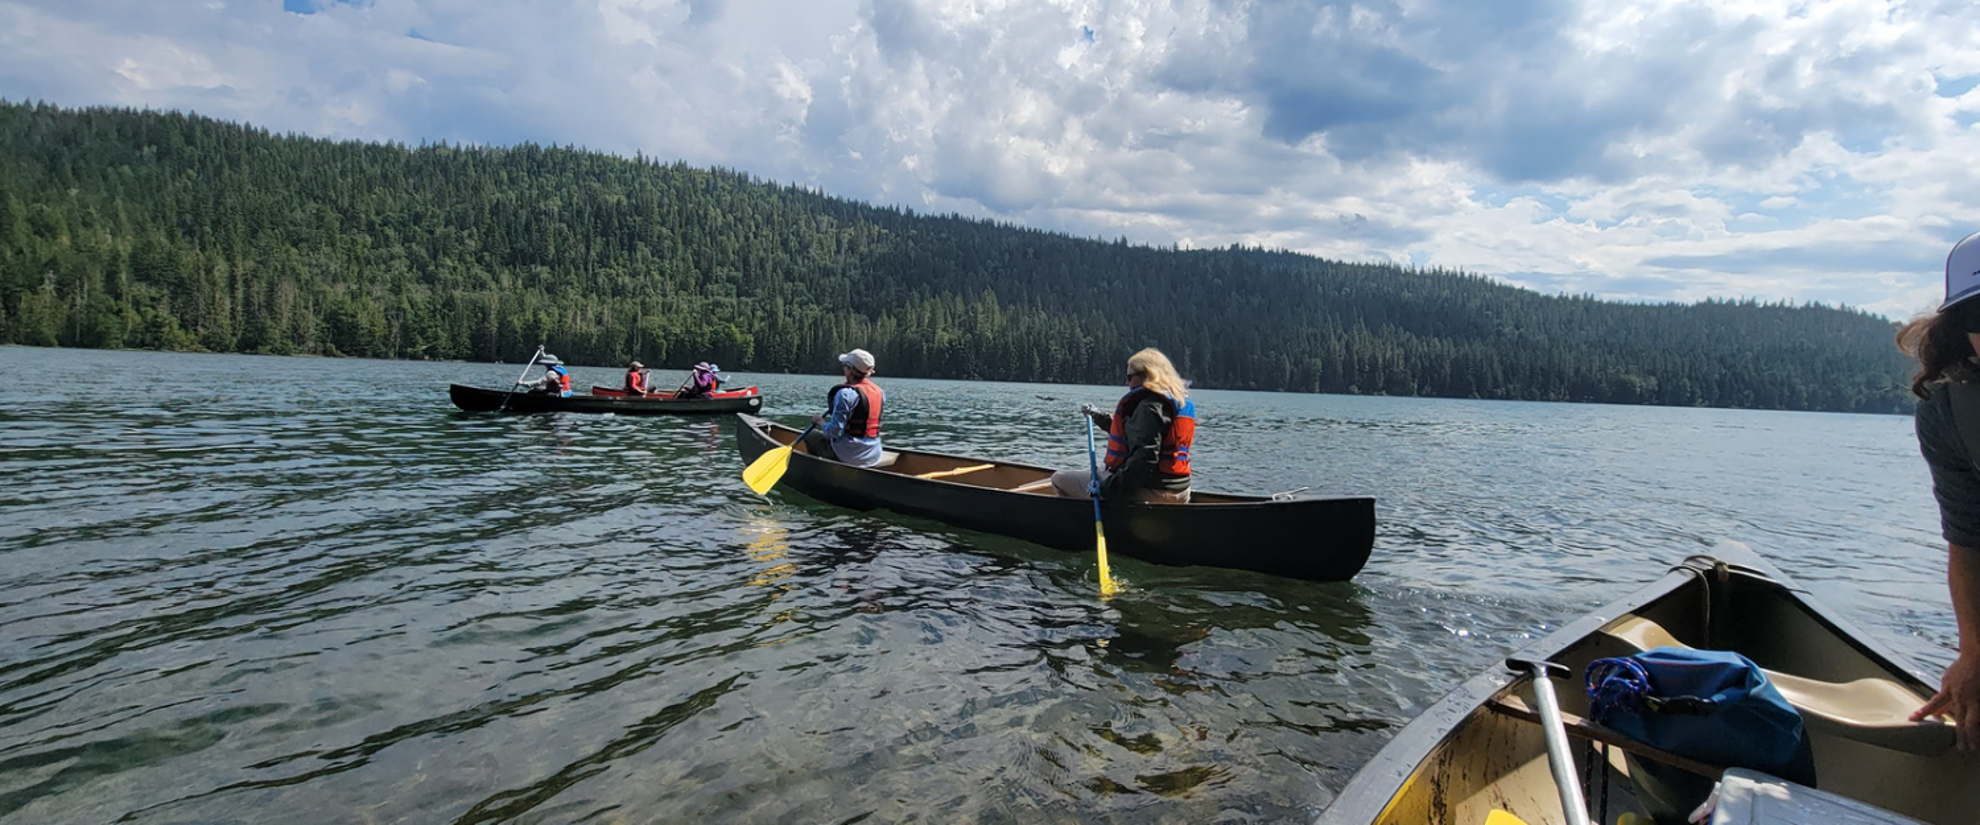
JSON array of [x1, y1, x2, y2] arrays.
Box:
[[626, 369, 647, 394], [550, 369, 571, 395], [827, 378, 883, 438], [1103, 389, 1195, 478]]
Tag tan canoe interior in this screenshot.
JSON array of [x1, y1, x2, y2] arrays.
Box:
[[758, 421, 1247, 503], [1369, 572, 1980, 825]]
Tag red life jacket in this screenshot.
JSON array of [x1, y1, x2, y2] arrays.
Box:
[[626, 369, 647, 394], [550, 369, 571, 394], [1104, 389, 1195, 478], [827, 378, 883, 438]]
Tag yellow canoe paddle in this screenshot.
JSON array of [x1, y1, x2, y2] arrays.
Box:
[[1084, 417, 1118, 597], [743, 422, 817, 495]]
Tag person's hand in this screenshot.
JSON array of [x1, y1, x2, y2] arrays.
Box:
[[1080, 403, 1104, 420], [811, 414, 825, 426], [1913, 648, 1980, 750]]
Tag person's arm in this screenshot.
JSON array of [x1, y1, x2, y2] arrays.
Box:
[[1915, 545, 1980, 750], [1081, 403, 1113, 431], [818, 388, 857, 438], [1100, 399, 1170, 497]]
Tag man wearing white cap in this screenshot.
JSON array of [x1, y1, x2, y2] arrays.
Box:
[[805, 348, 884, 467], [1898, 229, 1980, 750]]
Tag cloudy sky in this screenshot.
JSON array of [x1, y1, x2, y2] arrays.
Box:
[[2, 0, 1977, 319]]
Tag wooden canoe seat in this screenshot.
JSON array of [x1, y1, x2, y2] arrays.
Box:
[[1599, 615, 1953, 755], [1009, 478, 1056, 494], [872, 450, 900, 469]]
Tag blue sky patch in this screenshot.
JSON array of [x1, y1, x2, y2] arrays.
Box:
[[1935, 74, 1980, 99], [284, 0, 365, 15]]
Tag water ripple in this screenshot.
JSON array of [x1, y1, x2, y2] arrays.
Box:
[[0, 347, 1951, 823]]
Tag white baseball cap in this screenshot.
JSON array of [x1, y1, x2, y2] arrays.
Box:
[[838, 348, 875, 372], [1943, 230, 1980, 311]]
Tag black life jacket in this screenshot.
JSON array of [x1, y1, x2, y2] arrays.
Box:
[[827, 378, 883, 437]]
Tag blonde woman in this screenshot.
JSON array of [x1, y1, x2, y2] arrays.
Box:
[[1050, 348, 1196, 503]]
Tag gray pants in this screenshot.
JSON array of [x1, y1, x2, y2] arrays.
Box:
[[801, 430, 841, 462], [1049, 468, 1104, 499], [1049, 468, 1189, 503]]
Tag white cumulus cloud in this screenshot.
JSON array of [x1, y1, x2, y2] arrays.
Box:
[[2, 0, 1977, 319]]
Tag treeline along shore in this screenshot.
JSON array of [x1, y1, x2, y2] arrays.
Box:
[[0, 100, 1913, 412]]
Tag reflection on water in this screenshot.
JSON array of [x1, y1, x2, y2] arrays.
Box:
[[740, 521, 803, 637], [741, 522, 796, 590], [0, 346, 1953, 823], [1101, 597, 1212, 679]]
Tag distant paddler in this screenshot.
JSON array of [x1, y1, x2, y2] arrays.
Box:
[[1051, 347, 1195, 503], [802, 348, 885, 468], [673, 362, 723, 399], [624, 361, 651, 396], [517, 357, 573, 397]]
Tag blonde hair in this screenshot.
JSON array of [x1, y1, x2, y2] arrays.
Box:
[[1127, 348, 1188, 401]]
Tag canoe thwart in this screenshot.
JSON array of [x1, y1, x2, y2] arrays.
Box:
[[1486, 693, 1725, 780], [914, 463, 995, 480], [1009, 478, 1056, 493]]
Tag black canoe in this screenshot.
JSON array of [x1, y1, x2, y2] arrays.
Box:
[[1318, 542, 1967, 825], [450, 384, 764, 415], [735, 414, 1376, 582]]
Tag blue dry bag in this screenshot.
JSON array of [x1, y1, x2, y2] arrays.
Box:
[[1586, 647, 1816, 786]]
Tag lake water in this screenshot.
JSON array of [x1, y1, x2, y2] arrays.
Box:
[[0, 346, 1951, 823]]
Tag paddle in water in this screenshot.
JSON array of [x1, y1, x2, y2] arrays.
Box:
[[1086, 416, 1119, 597], [743, 421, 818, 495], [499, 345, 546, 412]]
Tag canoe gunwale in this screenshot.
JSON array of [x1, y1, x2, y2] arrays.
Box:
[[589, 385, 762, 400], [736, 413, 1364, 508]]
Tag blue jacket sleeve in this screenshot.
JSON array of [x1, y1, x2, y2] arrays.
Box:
[[823, 388, 858, 438]]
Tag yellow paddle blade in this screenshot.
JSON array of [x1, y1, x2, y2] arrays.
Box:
[[742, 445, 795, 495], [1484, 811, 1530, 825], [1096, 522, 1117, 597]]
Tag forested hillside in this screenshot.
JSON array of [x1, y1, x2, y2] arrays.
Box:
[[0, 101, 1912, 412]]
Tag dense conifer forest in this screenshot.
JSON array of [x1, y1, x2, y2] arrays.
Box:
[[0, 101, 1913, 412]]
